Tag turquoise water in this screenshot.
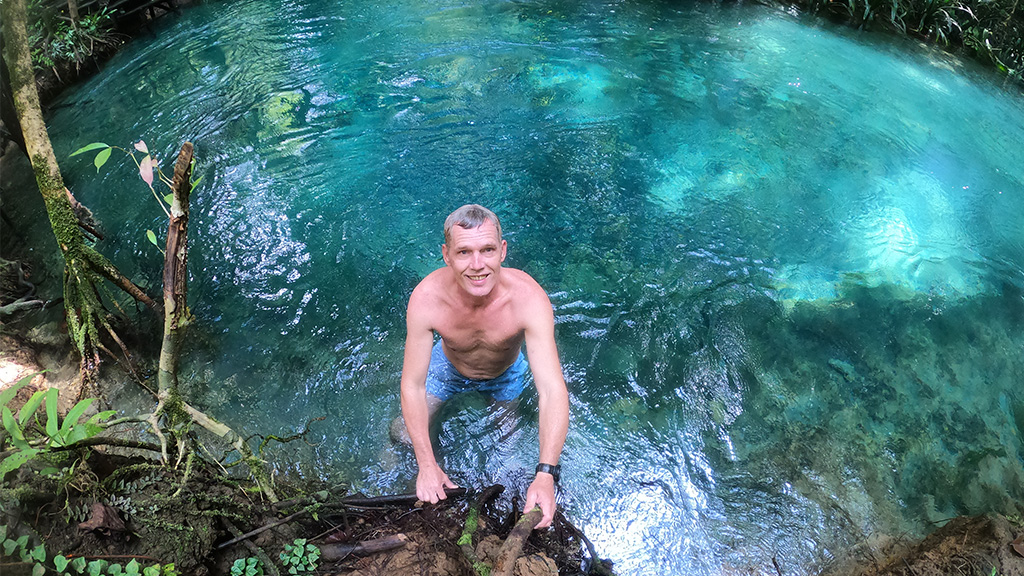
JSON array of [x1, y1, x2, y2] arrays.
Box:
[[40, 0, 1024, 572]]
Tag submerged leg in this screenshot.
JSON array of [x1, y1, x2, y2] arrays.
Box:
[[389, 393, 445, 446], [489, 397, 523, 444]]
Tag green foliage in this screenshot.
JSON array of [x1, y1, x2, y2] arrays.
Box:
[[26, 1, 118, 72], [49, 554, 179, 576], [0, 374, 115, 480], [797, 0, 1023, 83], [279, 539, 320, 574], [0, 525, 46, 576], [231, 557, 265, 576]]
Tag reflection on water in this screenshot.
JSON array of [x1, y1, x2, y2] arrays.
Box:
[[37, 0, 1024, 573]]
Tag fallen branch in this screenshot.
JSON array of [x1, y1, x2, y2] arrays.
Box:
[[332, 487, 467, 508], [321, 534, 409, 561], [493, 508, 544, 576], [215, 507, 310, 550], [220, 518, 280, 576]]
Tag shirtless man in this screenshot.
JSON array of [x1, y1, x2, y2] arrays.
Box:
[[395, 204, 569, 529]]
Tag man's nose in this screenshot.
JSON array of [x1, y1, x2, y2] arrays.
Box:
[[470, 252, 484, 268]]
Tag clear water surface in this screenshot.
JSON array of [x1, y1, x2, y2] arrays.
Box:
[[37, 0, 1024, 573]]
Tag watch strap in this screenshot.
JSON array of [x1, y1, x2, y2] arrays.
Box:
[[535, 463, 561, 483]]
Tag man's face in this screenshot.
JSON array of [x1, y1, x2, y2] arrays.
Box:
[[442, 220, 508, 299]]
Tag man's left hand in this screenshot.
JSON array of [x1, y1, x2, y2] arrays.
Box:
[[523, 473, 556, 529]]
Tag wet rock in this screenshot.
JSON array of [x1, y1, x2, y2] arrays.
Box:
[[841, 515, 1024, 576], [828, 358, 858, 382]]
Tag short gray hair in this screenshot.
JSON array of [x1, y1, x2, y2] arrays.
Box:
[[444, 204, 502, 245]]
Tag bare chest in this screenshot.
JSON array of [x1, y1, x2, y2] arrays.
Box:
[[434, 306, 524, 353]]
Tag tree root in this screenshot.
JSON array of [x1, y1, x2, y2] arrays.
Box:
[[493, 508, 544, 576], [0, 297, 45, 316], [459, 485, 504, 576]]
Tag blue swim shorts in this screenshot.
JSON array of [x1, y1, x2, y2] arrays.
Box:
[[425, 340, 528, 402]]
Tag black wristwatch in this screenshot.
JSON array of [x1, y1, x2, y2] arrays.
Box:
[[535, 463, 561, 483]]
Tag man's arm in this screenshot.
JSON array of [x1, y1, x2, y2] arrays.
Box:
[[400, 286, 458, 503], [521, 283, 569, 529]]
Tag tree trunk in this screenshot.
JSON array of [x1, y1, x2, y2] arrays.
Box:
[[158, 142, 193, 408], [2, 0, 155, 384], [67, 0, 81, 22], [153, 144, 277, 501]]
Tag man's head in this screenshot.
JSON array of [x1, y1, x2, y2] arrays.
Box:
[[441, 204, 507, 299], [444, 204, 503, 246]]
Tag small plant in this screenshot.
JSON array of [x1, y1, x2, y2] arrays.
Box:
[[0, 525, 46, 576], [231, 557, 265, 576], [279, 539, 320, 574], [71, 139, 203, 251], [53, 555, 179, 576], [0, 374, 115, 480], [27, 3, 117, 73]]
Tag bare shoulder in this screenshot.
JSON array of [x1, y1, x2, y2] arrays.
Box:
[[503, 268, 553, 310], [408, 269, 451, 319]]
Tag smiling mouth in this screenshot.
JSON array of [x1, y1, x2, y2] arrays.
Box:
[[467, 274, 488, 281]]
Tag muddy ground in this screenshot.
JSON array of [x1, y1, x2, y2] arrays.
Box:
[[0, 445, 602, 576]]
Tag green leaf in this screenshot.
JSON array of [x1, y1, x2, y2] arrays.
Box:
[[61, 398, 95, 439], [87, 559, 107, 575], [94, 147, 112, 172], [30, 543, 45, 562], [70, 143, 109, 157], [0, 373, 37, 407], [55, 554, 70, 571], [33, 562, 46, 576], [87, 410, 116, 426], [108, 564, 124, 575], [64, 422, 103, 446], [146, 230, 159, 247], [18, 390, 46, 427], [189, 174, 203, 193], [125, 559, 140, 575], [163, 193, 174, 205], [45, 388, 59, 443], [72, 556, 88, 572], [0, 525, 6, 540], [2, 406, 30, 450], [3, 537, 18, 555], [143, 564, 160, 576]]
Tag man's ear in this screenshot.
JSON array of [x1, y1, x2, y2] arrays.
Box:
[[500, 239, 507, 262], [442, 243, 451, 265]]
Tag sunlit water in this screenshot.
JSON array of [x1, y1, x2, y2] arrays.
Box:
[[28, 0, 1024, 572]]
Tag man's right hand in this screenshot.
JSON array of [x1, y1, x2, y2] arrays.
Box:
[[416, 462, 459, 503]]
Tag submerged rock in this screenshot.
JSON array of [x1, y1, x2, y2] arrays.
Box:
[[831, 515, 1024, 576]]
